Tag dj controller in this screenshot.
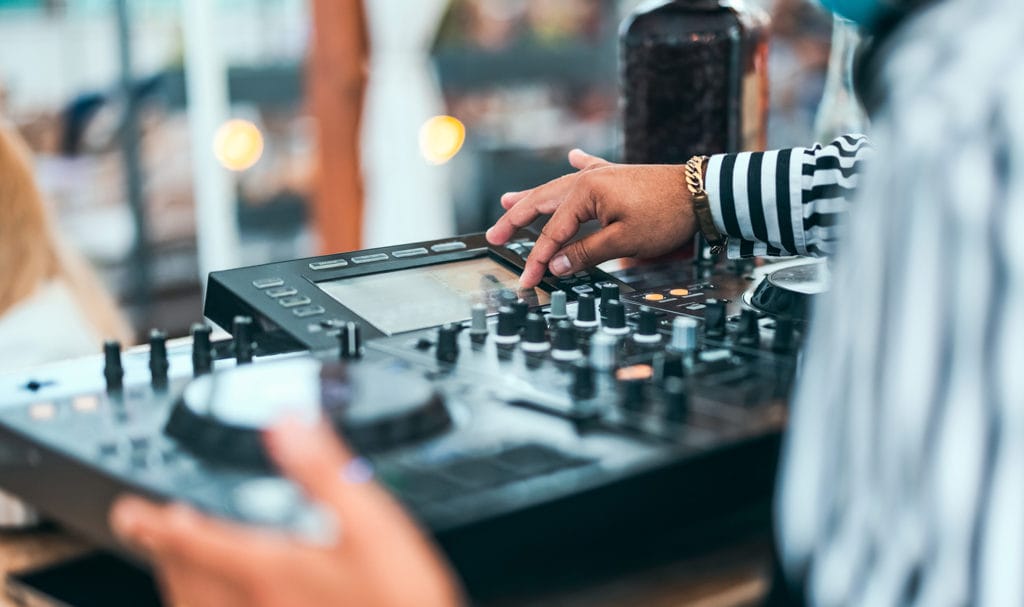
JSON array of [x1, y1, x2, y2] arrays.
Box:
[[0, 231, 815, 598]]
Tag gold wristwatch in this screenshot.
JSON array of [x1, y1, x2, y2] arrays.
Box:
[[685, 155, 727, 255]]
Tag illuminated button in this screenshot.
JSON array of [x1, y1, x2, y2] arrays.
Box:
[[265, 286, 298, 299], [670, 288, 689, 297], [252, 277, 284, 289], [352, 253, 390, 264], [431, 241, 468, 253], [29, 402, 56, 421], [616, 365, 654, 382], [393, 248, 428, 259], [644, 293, 666, 302], [309, 259, 349, 271], [72, 395, 100, 413], [293, 305, 326, 318], [279, 296, 312, 308]]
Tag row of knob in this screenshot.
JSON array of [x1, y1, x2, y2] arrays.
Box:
[[102, 316, 258, 393]]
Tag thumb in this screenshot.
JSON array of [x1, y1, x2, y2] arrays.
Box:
[[548, 223, 628, 277], [264, 417, 379, 519], [568, 148, 611, 172]]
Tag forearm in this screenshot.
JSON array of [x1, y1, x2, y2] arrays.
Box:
[[705, 135, 872, 257]]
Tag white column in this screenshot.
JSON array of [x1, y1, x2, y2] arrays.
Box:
[[180, 0, 241, 277]]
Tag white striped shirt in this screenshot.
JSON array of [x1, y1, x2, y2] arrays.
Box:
[[705, 0, 1024, 603]]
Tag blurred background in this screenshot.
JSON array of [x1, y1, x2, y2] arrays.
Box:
[[0, 0, 833, 343]]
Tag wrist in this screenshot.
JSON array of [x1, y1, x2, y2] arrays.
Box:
[[685, 155, 727, 254]]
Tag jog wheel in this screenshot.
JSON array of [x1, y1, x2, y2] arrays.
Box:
[[749, 259, 830, 321], [164, 357, 451, 470]]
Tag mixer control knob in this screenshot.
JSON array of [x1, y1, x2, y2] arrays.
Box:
[[633, 306, 661, 344], [495, 306, 521, 345], [469, 303, 489, 342], [522, 314, 550, 353], [103, 340, 124, 392], [548, 291, 569, 322], [574, 293, 599, 329], [512, 300, 530, 331], [571, 361, 595, 400], [703, 299, 727, 340], [602, 300, 629, 336], [772, 317, 797, 354], [663, 377, 689, 422], [736, 309, 761, 349], [668, 316, 699, 353], [620, 378, 647, 412], [339, 322, 363, 359], [191, 323, 213, 377], [656, 351, 685, 383], [599, 283, 620, 315], [149, 329, 169, 387], [552, 321, 581, 361], [233, 316, 255, 364], [435, 324, 460, 364], [589, 332, 618, 372]]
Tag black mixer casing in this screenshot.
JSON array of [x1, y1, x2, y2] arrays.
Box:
[[0, 232, 800, 598]]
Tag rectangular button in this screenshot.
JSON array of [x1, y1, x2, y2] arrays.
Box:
[[293, 305, 326, 318], [279, 296, 312, 308], [309, 259, 349, 271], [352, 253, 390, 264], [572, 285, 594, 295], [430, 241, 467, 253], [392, 248, 428, 258], [252, 277, 284, 289], [265, 286, 298, 298]]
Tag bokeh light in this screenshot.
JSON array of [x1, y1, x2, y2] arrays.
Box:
[[419, 115, 466, 165], [213, 119, 265, 172]]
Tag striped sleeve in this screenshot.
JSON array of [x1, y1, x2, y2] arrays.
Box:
[[705, 134, 872, 258]]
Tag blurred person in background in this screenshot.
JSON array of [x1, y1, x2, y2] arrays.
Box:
[[0, 119, 133, 527]]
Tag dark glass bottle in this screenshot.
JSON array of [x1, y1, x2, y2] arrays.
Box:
[[621, 0, 770, 164]]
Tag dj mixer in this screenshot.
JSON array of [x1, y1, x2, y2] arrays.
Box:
[[0, 231, 814, 598]]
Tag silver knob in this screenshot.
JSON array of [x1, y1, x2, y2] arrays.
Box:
[[668, 316, 698, 353], [548, 291, 568, 321], [589, 332, 618, 372]]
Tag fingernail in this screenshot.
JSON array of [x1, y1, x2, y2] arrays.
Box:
[[110, 501, 138, 538], [485, 227, 495, 241], [551, 255, 572, 276]]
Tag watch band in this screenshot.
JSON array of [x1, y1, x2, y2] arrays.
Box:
[[685, 155, 727, 255]]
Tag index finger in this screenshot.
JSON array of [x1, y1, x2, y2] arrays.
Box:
[[518, 192, 596, 288], [486, 174, 576, 245]]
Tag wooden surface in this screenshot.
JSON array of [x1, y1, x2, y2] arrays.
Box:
[[0, 528, 770, 607]]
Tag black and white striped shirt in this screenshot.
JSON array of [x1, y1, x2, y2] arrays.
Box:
[[704, 1, 1024, 603], [707, 134, 871, 260]]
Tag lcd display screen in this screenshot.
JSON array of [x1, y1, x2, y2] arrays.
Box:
[[317, 257, 550, 335]]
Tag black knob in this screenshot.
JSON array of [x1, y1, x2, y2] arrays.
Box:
[[435, 324, 460, 364], [574, 293, 598, 328], [495, 306, 520, 344], [704, 299, 727, 340], [233, 316, 254, 364], [663, 377, 689, 423], [522, 314, 550, 352], [772, 317, 797, 354], [103, 340, 123, 392], [552, 321, 580, 361], [621, 378, 647, 412], [736, 309, 760, 349], [602, 300, 628, 335], [511, 300, 530, 331], [634, 306, 659, 342], [656, 351, 685, 383], [571, 361, 595, 400], [191, 323, 213, 377], [599, 283, 620, 315], [339, 322, 363, 359], [149, 329, 169, 387]]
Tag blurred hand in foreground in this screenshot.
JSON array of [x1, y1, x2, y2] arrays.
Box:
[[110, 418, 462, 607], [486, 149, 697, 289]]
